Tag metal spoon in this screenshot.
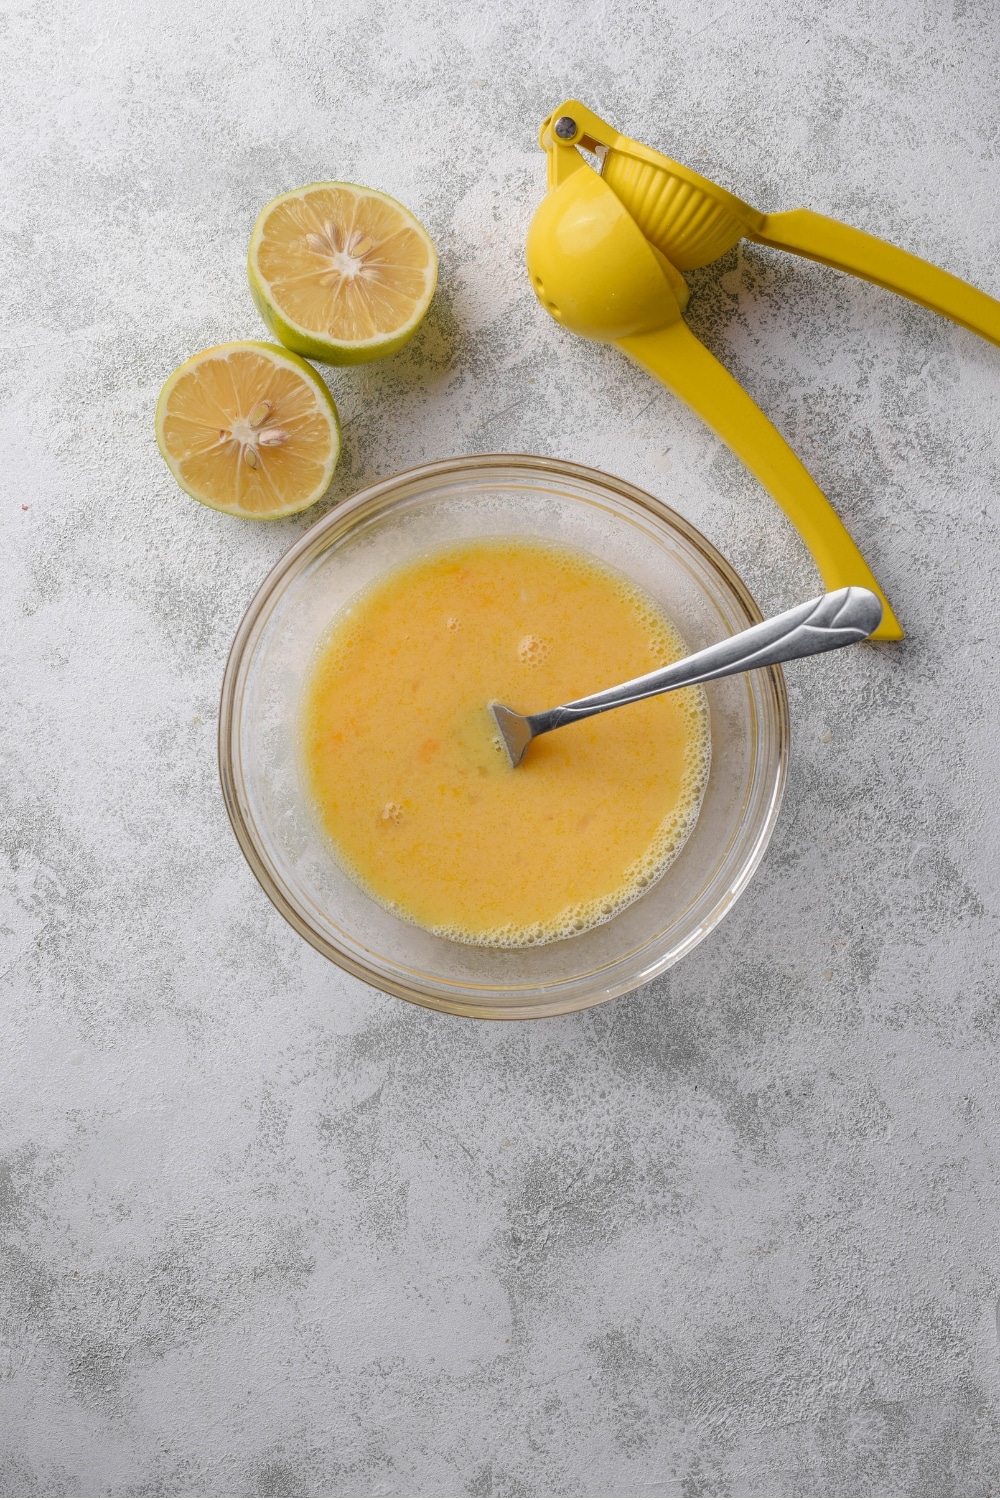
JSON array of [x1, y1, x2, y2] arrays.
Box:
[[490, 586, 882, 768]]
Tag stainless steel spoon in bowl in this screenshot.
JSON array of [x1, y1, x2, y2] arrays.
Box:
[[490, 586, 883, 768]]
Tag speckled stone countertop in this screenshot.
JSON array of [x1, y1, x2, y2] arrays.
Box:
[[2, 1, 1000, 1495]]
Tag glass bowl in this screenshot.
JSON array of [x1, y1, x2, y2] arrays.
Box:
[[219, 456, 789, 1019]]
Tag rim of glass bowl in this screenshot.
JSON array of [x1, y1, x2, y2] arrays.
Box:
[[218, 454, 790, 1018]]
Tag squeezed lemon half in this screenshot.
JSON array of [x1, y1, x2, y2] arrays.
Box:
[[248, 182, 438, 364], [155, 341, 341, 518]]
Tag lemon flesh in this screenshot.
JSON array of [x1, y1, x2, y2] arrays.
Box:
[[155, 342, 340, 518], [248, 182, 438, 365]]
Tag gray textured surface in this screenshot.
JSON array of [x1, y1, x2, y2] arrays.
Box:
[[2, 0, 1000, 1494]]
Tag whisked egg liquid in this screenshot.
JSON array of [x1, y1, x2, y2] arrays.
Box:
[[301, 538, 710, 946]]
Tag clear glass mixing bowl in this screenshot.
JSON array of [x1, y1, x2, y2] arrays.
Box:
[[219, 456, 789, 1018]]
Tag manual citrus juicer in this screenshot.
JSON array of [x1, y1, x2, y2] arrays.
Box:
[[527, 101, 1000, 641]]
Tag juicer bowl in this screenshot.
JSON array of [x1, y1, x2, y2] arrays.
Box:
[[219, 455, 788, 1019]]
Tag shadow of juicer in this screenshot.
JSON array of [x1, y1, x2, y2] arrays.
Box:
[[527, 101, 1000, 641]]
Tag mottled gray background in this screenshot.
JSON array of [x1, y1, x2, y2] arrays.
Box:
[[2, 0, 999, 1494]]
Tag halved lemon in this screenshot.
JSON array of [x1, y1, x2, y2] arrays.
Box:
[[248, 182, 438, 364], [155, 341, 341, 518]]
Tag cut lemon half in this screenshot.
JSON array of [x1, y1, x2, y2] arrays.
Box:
[[248, 182, 438, 365], [155, 341, 340, 519]]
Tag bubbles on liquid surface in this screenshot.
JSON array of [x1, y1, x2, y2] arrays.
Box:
[[517, 633, 550, 666], [305, 537, 712, 949]]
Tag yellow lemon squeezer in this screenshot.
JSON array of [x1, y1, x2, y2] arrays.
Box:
[[527, 102, 1000, 641]]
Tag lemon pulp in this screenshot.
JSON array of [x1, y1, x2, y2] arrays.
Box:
[[248, 182, 438, 364], [155, 341, 340, 518], [301, 539, 711, 947]]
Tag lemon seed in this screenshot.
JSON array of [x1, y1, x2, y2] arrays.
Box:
[[244, 448, 258, 469], [247, 400, 271, 429], [257, 427, 289, 447]]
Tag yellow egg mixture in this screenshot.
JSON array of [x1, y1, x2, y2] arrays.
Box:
[[301, 539, 710, 946]]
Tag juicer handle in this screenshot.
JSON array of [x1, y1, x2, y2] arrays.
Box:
[[615, 320, 903, 640], [751, 209, 1000, 348]]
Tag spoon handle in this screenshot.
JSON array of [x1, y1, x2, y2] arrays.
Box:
[[528, 586, 883, 736]]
